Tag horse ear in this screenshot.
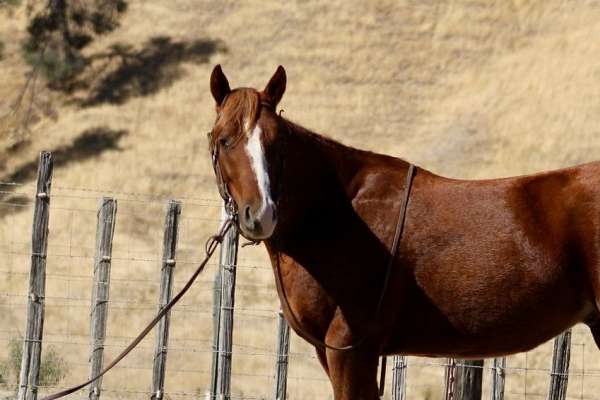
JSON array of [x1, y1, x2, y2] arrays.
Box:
[[210, 64, 230, 106], [263, 65, 286, 107]]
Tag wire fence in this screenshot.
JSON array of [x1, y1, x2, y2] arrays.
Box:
[[0, 154, 323, 400], [1, 153, 600, 400]]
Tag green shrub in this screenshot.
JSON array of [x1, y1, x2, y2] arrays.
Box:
[[0, 360, 8, 385], [4, 337, 68, 387], [38, 346, 68, 386], [0, 0, 22, 8], [7, 337, 21, 378], [21, 41, 86, 85], [21, 0, 127, 86]]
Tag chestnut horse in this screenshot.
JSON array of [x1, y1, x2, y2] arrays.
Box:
[[208, 65, 600, 400]]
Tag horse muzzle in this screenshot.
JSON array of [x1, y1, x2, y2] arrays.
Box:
[[239, 200, 277, 240]]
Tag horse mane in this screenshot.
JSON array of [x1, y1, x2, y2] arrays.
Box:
[[215, 88, 406, 167], [282, 117, 405, 166]]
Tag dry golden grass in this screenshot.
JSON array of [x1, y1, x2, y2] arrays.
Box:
[[2, 0, 600, 399]]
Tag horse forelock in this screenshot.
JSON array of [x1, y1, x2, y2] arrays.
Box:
[[214, 89, 260, 142]]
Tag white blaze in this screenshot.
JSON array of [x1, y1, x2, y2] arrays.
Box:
[[245, 122, 276, 236]]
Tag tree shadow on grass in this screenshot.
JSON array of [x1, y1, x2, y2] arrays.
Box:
[[0, 126, 127, 218], [76, 36, 227, 107]]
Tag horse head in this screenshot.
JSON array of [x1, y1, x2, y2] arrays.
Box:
[[208, 65, 287, 240]]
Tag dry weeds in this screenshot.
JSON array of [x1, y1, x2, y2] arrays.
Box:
[[1, 0, 600, 399]]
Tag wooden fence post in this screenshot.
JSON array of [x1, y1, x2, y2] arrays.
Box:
[[454, 359, 484, 400], [273, 309, 290, 400], [216, 211, 239, 400], [17, 151, 53, 400], [151, 200, 182, 400], [210, 269, 222, 400], [547, 330, 571, 400], [391, 356, 407, 400], [88, 197, 118, 400], [444, 358, 456, 400], [490, 357, 506, 400]]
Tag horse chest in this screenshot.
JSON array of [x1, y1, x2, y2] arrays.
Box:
[[273, 259, 336, 337]]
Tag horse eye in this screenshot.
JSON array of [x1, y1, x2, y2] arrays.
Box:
[[219, 136, 231, 148]]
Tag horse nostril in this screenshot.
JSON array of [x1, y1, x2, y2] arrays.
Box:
[[243, 205, 255, 229]]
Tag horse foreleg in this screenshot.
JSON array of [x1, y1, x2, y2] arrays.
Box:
[[326, 348, 380, 400], [316, 347, 331, 378], [587, 318, 600, 350]]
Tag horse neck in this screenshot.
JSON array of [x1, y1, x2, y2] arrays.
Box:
[[268, 120, 371, 249]]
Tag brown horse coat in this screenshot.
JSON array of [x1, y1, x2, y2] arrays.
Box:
[[208, 65, 600, 399]]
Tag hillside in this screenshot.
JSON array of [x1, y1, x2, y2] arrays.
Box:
[[1, 1, 600, 399]]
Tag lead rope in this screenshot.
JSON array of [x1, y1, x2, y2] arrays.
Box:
[[274, 164, 416, 394], [40, 217, 235, 400]]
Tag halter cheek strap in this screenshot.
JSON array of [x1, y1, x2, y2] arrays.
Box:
[[210, 99, 279, 223]]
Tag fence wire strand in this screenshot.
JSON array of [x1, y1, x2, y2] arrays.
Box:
[[2, 184, 600, 400]]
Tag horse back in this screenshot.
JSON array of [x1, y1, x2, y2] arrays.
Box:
[[378, 161, 600, 356]]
